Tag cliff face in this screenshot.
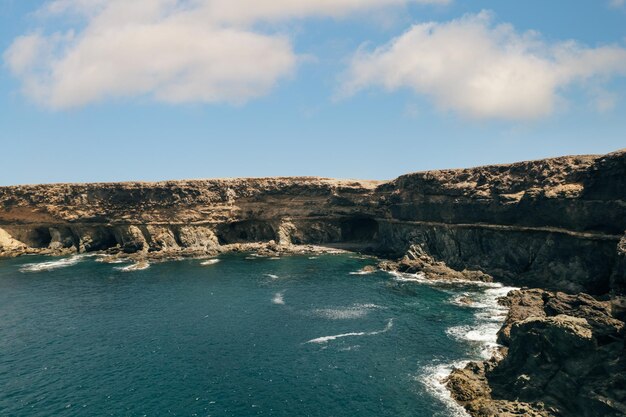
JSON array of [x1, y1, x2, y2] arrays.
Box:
[[377, 150, 626, 295], [1, 151, 625, 296]]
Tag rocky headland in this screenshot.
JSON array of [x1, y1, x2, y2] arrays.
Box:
[[1, 149, 625, 416]]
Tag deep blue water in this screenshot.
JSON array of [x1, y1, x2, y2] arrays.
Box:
[[0, 253, 511, 417]]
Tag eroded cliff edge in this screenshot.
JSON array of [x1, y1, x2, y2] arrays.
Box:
[[1, 149, 625, 416]]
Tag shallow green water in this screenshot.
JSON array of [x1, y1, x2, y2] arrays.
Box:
[[0, 253, 512, 417]]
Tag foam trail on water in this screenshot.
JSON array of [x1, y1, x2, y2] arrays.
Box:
[[306, 319, 393, 344], [20, 255, 84, 273], [272, 291, 285, 305], [265, 274, 279, 279], [312, 303, 382, 320], [349, 270, 376, 275], [114, 261, 150, 272], [200, 259, 220, 266]]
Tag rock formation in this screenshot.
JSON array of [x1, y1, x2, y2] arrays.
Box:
[[446, 289, 626, 417], [1, 149, 625, 417]]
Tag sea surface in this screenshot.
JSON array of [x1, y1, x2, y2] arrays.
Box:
[[0, 253, 514, 417]]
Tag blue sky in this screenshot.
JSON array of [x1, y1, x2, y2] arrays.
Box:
[[1, 0, 625, 185]]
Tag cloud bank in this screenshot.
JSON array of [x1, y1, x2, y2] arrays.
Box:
[[5, 0, 447, 109], [342, 12, 626, 120]]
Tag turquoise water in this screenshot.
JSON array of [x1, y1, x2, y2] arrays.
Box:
[[0, 253, 511, 417]]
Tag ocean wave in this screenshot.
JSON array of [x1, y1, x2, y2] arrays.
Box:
[[265, 274, 279, 279], [19, 255, 84, 273], [305, 318, 393, 344], [200, 259, 220, 266], [312, 303, 382, 320], [114, 261, 150, 272], [445, 285, 517, 359], [272, 291, 285, 305], [403, 276, 517, 413], [95, 256, 128, 264], [418, 362, 471, 417], [349, 269, 376, 275]]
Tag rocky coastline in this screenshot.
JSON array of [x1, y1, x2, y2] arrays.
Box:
[[1, 150, 625, 417]]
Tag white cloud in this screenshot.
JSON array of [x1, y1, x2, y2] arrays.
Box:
[[341, 11, 626, 120], [5, 24, 296, 108], [609, 0, 625, 9], [6, 0, 449, 109]]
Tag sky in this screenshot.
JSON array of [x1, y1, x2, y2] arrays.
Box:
[[1, 0, 625, 185]]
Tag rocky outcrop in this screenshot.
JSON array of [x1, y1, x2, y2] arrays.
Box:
[[446, 289, 626, 417]]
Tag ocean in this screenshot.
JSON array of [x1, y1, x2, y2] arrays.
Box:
[[0, 253, 514, 417]]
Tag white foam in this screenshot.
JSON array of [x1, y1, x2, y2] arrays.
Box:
[[272, 291, 285, 305], [312, 303, 382, 320], [388, 271, 503, 288], [389, 271, 428, 282], [306, 319, 393, 344], [265, 274, 279, 279], [386, 270, 516, 414], [445, 285, 518, 359], [419, 362, 471, 417], [114, 261, 150, 272], [349, 269, 376, 275], [96, 257, 127, 264], [20, 255, 84, 273], [338, 345, 361, 352], [200, 259, 220, 266], [308, 256, 318, 259]]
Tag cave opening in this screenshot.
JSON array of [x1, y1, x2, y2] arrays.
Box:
[[30, 227, 53, 248], [340, 217, 379, 242], [91, 229, 120, 251], [216, 220, 277, 244]]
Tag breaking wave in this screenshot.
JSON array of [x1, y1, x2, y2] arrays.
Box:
[[305, 319, 394, 344], [20, 255, 84, 273], [349, 269, 376, 275], [114, 261, 150, 272], [390, 269, 517, 414], [200, 259, 220, 266], [446, 285, 517, 359], [418, 362, 472, 417]]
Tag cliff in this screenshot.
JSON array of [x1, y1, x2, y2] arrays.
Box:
[[2, 150, 624, 296], [1, 150, 625, 417]]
